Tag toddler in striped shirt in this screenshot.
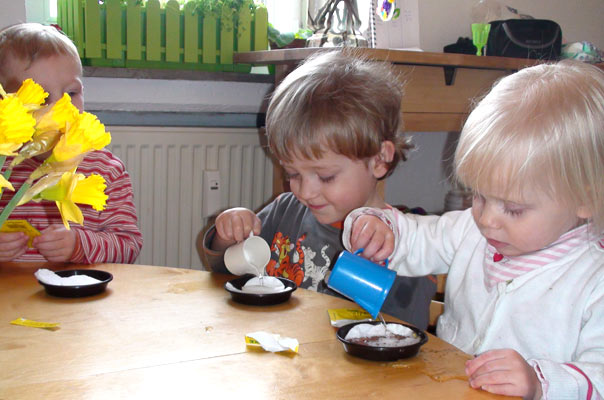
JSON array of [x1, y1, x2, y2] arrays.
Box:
[[0, 23, 142, 264], [342, 61, 604, 399]]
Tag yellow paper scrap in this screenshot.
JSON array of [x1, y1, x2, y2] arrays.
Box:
[[327, 308, 375, 327], [0, 220, 40, 247], [245, 332, 299, 353], [10, 317, 60, 330]]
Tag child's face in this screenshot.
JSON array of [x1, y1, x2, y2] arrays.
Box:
[[10, 53, 83, 111], [281, 150, 385, 225], [471, 185, 586, 257]]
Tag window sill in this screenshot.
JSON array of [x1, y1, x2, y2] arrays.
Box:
[[82, 66, 274, 128]]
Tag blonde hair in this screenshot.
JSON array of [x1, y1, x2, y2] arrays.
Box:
[[455, 60, 604, 230], [266, 50, 411, 178], [0, 23, 80, 90]]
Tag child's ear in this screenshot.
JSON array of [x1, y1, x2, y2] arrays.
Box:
[[371, 141, 395, 179], [576, 204, 593, 220]]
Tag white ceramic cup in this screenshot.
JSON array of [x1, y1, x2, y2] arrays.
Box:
[[224, 234, 271, 276]]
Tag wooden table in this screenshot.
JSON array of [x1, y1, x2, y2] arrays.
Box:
[[0, 263, 509, 399]]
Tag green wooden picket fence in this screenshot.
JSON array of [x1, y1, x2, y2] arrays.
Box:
[[57, 0, 269, 72]]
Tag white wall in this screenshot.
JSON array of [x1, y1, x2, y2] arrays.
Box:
[[0, 0, 26, 29]]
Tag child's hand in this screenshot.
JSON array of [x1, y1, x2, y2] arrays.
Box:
[[0, 232, 28, 262], [465, 349, 542, 400], [349, 215, 394, 262], [212, 207, 261, 251], [32, 225, 77, 262]]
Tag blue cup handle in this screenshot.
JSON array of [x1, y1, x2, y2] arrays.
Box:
[[353, 248, 389, 268]]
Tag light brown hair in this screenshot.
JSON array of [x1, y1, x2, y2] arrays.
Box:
[[455, 60, 604, 231], [0, 23, 80, 91], [265, 50, 411, 178]]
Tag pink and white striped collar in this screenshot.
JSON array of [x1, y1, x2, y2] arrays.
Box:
[[483, 224, 602, 290]]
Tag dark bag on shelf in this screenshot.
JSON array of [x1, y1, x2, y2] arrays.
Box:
[[485, 19, 562, 60]]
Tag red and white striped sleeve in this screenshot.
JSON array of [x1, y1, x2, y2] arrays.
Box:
[[68, 149, 143, 264]]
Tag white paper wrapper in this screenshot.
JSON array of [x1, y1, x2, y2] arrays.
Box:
[[345, 323, 420, 347], [226, 276, 287, 294], [35, 269, 101, 286], [245, 331, 299, 353], [242, 276, 285, 294]]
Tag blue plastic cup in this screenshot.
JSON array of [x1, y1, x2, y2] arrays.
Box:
[[327, 249, 396, 319]]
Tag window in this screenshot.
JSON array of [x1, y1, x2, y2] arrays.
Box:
[[260, 0, 372, 36], [26, 0, 57, 25]]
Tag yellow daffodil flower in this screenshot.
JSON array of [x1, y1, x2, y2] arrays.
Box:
[[14, 79, 48, 110], [50, 111, 111, 163], [22, 171, 108, 229], [0, 96, 36, 155], [11, 94, 80, 166], [34, 93, 79, 134], [0, 174, 14, 191], [0, 79, 111, 229], [71, 173, 107, 211]]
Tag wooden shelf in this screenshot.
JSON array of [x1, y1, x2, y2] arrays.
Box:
[[234, 48, 541, 133]]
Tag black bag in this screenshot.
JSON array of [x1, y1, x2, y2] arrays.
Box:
[[485, 19, 562, 60]]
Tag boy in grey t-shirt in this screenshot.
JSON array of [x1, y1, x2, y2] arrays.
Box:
[[201, 50, 435, 329]]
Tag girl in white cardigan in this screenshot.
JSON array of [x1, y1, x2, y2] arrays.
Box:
[[342, 60, 604, 400]]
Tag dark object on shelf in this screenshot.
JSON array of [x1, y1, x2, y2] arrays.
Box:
[[486, 19, 561, 60], [443, 37, 477, 55], [336, 321, 428, 361], [38, 269, 113, 298]]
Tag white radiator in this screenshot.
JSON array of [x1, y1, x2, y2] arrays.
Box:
[[106, 126, 274, 269]]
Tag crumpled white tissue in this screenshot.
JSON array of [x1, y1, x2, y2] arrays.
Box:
[[242, 276, 285, 294], [245, 331, 299, 353], [35, 268, 101, 286]]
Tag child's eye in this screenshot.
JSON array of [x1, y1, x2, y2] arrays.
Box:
[[285, 172, 299, 181], [319, 175, 335, 183], [504, 208, 524, 217]]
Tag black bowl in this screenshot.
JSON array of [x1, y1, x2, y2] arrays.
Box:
[[336, 321, 428, 362], [38, 269, 113, 298], [224, 275, 297, 306]]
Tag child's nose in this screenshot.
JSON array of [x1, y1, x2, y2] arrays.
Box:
[[477, 204, 501, 229], [297, 177, 318, 200]]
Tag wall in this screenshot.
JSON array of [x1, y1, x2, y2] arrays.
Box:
[[0, 0, 25, 29]]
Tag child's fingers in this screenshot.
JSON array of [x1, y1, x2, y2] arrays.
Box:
[[350, 216, 378, 251], [33, 227, 76, 262], [361, 229, 387, 260], [252, 216, 262, 236], [0, 233, 28, 261], [465, 349, 537, 399], [473, 382, 518, 397], [0, 231, 28, 248], [0, 232, 29, 261], [465, 349, 506, 376], [215, 208, 257, 242]]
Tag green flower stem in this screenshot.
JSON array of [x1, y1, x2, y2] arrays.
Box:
[[0, 155, 5, 199], [3, 164, 12, 181], [0, 180, 31, 228]]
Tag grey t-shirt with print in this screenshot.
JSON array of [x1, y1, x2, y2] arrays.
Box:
[[202, 192, 436, 329]]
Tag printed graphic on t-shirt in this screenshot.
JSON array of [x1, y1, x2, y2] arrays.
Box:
[[265, 231, 332, 290]]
